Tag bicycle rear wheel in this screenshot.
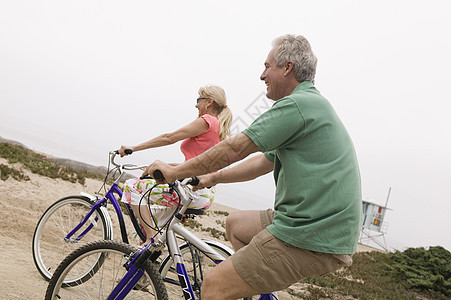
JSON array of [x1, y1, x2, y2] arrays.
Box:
[[45, 240, 168, 300], [32, 195, 111, 282], [159, 239, 234, 299]]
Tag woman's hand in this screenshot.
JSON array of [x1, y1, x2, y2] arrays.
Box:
[[192, 173, 218, 191], [118, 145, 133, 157], [142, 160, 176, 184]]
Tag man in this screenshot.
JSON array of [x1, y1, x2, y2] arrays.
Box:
[[144, 34, 362, 300]]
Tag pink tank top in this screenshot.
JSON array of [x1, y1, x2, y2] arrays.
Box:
[[180, 114, 221, 161]]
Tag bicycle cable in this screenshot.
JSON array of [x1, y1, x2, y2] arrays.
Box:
[[97, 159, 119, 195], [97, 154, 114, 195], [137, 180, 184, 240]]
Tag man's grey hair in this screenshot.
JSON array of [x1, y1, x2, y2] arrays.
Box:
[[272, 34, 317, 82]]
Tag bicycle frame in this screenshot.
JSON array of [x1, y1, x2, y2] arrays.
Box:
[[64, 151, 148, 245], [64, 183, 140, 244]]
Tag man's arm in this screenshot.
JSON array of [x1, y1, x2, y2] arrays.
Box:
[[194, 153, 274, 189], [143, 133, 260, 183]]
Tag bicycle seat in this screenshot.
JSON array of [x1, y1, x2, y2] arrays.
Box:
[[184, 208, 205, 215]]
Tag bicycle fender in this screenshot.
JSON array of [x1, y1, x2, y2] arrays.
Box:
[[198, 239, 235, 255]]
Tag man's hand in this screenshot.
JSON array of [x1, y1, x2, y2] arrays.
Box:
[[142, 160, 176, 184], [192, 173, 218, 191]]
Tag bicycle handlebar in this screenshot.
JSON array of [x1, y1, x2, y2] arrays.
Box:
[[140, 172, 199, 186], [109, 150, 146, 171], [110, 150, 199, 186]]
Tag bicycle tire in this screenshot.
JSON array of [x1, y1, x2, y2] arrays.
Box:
[[159, 239, 235, 299], [45, 240, 168, 300], [32, 195, 111, 282]]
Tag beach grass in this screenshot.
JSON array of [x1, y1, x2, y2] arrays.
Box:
[[0, 142, 105, 184], [295, 245, 450, 299]]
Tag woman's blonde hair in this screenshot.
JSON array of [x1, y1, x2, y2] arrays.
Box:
[[198, 85, 232, 140]]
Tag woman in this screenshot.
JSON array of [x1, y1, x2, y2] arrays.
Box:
[[118, 85, 232, 243]]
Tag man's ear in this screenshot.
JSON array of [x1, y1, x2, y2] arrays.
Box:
[[284, 61, 294, 76]]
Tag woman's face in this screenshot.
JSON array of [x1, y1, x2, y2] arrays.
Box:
[[195, 97, 211, 116]]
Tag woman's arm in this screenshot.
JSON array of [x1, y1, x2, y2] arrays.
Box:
[[119, 118, 209, 156]]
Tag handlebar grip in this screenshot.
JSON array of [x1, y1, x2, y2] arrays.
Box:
[[139, 171, 164, 181], [114, 149, 133, 155], [139, 174, 199, 186], [190, 177, 199, 186], [153, 170, 164, 180]]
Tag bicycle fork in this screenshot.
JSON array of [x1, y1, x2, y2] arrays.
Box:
[[167, 228, 197, 300], [108, 242, 163, 300]]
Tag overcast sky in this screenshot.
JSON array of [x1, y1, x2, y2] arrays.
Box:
[[1, 1, 450, 251]]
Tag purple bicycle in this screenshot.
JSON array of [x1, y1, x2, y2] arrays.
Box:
[[32, 150, 148, 282]]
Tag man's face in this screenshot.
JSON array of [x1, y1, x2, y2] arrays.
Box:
[[260, 45, 286, 101]]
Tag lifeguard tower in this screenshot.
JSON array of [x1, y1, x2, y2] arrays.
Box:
[[360, 188, 392, 251]]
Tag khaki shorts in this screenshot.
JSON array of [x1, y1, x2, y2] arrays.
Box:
[[231, 209, 353, 293]]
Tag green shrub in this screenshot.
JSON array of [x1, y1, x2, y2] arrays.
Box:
[[0, 143, 103, 184], [301, 246, 451, 299], [0, 164, 30, 181], [389, 246, 451, 297]]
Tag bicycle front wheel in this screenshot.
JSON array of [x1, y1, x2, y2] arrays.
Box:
[[45, 240, 168, 300], [32, 195, 111, 281], [159, 239, 234, 299]]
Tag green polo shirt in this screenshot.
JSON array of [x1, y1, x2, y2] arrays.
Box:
[[243, 81, 361, 254]]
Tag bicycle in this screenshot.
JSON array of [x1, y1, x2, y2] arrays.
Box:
[[44, 172, 278, 300], [32, 150, 149, 282]]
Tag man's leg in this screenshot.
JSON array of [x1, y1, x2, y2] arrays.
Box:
[[201, 257, 260, 299], [201, 209, 273, 299], [225, 210, 264, 251]]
